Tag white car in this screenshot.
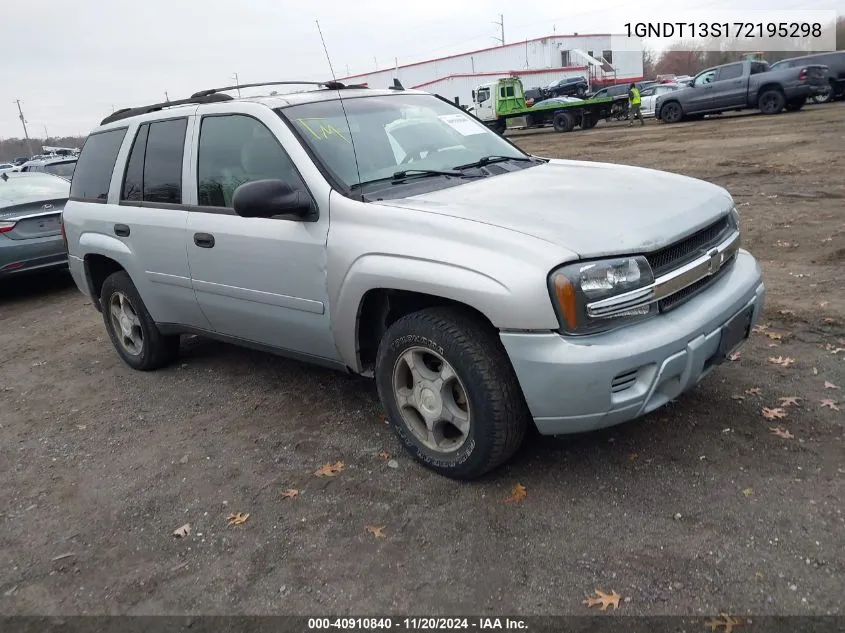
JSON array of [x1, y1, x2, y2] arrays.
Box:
[[639, 83, 685, 118], [0, 162, 17, 174]]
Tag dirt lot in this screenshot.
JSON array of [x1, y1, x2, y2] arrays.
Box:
[[1, 104, 843, 618]]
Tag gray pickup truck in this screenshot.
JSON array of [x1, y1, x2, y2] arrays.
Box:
[[656, 60, 828, 123], [63, 80, 765, 479]]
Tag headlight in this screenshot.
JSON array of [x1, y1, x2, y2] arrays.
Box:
[[549, 256, 656, 334], [729, 206, 740, 230]]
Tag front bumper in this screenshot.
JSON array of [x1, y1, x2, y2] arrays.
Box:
[[500, 250, 764, 435], [0, 234, 67, 278]]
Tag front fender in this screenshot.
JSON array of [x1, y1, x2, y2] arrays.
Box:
[[332, 253, 558, 372]]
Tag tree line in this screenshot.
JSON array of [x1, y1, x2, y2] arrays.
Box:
[[644, 16, 844, 78]]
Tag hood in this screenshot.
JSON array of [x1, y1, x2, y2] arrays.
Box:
[[377, 159, 734, 258]]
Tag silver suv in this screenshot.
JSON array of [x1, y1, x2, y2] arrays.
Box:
[[63, 80, 765, 479]]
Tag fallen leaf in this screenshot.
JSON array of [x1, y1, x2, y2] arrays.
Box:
[[778, 309, 796, 316], [752, 324, 769, 333], [75, 424, 87, 431], [505, 483, 528, 503], [764, 331, 785, 341], [745, 387, 762, 396], [767, 356, 795, 367], [628, 452, 639, 461], [824, 381, 840, 390], [769, 427, 794, 439], [583, 589, 621, 611], [767, 343, 780, 348], [279, 489, 299, 500], [227, 512, 249, 526], [819, 301, 829, 308], [377, 451, 391, 460], [741, 487, 753, 497], [173, 523, 191, 538], [731, 395, 745, 401], [762, 407, 787, 420], [820, 399, 841, 411], [778, 396, 801, 407], [704, 614, 745, 633], [365, 525, 386, 539], [830, 348, 845, 355], [728, 352, 741, 362], [313, 461, 344, 477], [822, 317, 836, 324]]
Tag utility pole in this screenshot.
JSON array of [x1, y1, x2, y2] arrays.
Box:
[[164, 91, 170, 103], [232, 73, 241, 98], [43, 125, 49, 141], [14, 100, 32, 156], [492, 14, 505, 45]]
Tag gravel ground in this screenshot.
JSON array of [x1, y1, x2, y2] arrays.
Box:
[[0, 103, 843, 617]]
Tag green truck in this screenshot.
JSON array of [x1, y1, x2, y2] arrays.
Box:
[[471, 76, 627, 134]]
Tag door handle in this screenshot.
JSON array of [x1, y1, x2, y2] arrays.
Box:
[[114, 224, 130, 237], [193, 232, 215, 248]]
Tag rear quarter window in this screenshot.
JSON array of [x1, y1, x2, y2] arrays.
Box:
[[70, 128, 127, 201]]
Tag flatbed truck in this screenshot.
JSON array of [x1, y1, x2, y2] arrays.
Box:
[[472, 76, 627, 134]]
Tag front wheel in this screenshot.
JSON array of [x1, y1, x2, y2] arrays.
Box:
[[100, 270, 180, 370], [660, 101, 684, 123], [375, 307, 530, 479], [758, 89, 785, 115]]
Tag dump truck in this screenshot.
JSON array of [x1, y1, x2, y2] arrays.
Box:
[[472, 76, 626, 134]]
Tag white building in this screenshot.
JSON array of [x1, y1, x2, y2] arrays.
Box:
[[337, 34, 643, 107]]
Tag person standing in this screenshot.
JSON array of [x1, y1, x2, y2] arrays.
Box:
[[627, 83, 644, 127]]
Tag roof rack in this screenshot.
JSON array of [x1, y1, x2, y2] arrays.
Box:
[[100, 93, 233, 125], [190, 80, 367, 99]]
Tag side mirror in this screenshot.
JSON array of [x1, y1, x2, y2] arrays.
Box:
[[471, 90, 476, 101], [232, 179, 313, 220]]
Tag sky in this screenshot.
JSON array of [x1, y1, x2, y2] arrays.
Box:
[[1, 0, 840, 138]]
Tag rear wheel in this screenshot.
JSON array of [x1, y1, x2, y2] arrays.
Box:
[[553, 111, 576, 133], [660, 101, 684, 123], [758, 89, 785, 114], [811, 83, 834, 104], [375, 307, 530, 479], [100, 271, 180, 370]]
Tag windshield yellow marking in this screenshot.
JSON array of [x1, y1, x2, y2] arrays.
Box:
[[296, 118, 350, 144]]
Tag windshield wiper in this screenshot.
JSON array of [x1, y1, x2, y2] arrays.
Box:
[[351, 169, 475, 190], [452, 155, 535, 171]]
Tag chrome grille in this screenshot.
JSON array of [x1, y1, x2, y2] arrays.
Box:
[[645, 216, 731, 277], [658, 254, 735, 312]]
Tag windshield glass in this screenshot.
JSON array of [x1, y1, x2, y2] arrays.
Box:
[[44, 161, 76, 179], [0, 174, 69, 202], [279, 93, 527, 190]]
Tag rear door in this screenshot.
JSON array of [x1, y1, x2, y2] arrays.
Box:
[[110, 115, 211, 329]]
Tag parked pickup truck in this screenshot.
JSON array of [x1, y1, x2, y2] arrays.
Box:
[[656, 60, 829, 123], [63, 80, 765, 479]]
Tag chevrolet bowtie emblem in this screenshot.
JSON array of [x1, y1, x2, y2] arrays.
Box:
[[706, 248, 722, 274]]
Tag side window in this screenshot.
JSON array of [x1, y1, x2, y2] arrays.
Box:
[[602, 50, 613, 64], [717, 64, 743, 81], [143, 118, 187, 204], [197, 114, 305, 208], [69, 128, 127, 201], [640, 87, 655, 97], [121, 124, 149, 202], [504, 86, 515, 97], [694, 70, 717, 86]]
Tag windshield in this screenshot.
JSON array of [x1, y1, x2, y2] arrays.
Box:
[[279, 93, 528, 191], [0, 174, 69, 202]]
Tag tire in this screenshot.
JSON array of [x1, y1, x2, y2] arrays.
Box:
[[758, 89, 785, 115], [553, 111, 576, 133], [811, 83, 834, 104], [374, 307, 530, 480], [580, 113, 597, 129], [660, 101, 684, 123], [785, 97, 806, 112], [100, 270, 180, 371]]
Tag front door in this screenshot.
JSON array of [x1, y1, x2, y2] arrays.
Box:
[[709, 63, 746, 109], [184, 111, 338, 362], [687, 69, 718, 112], [474, 87, 495, 122]]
